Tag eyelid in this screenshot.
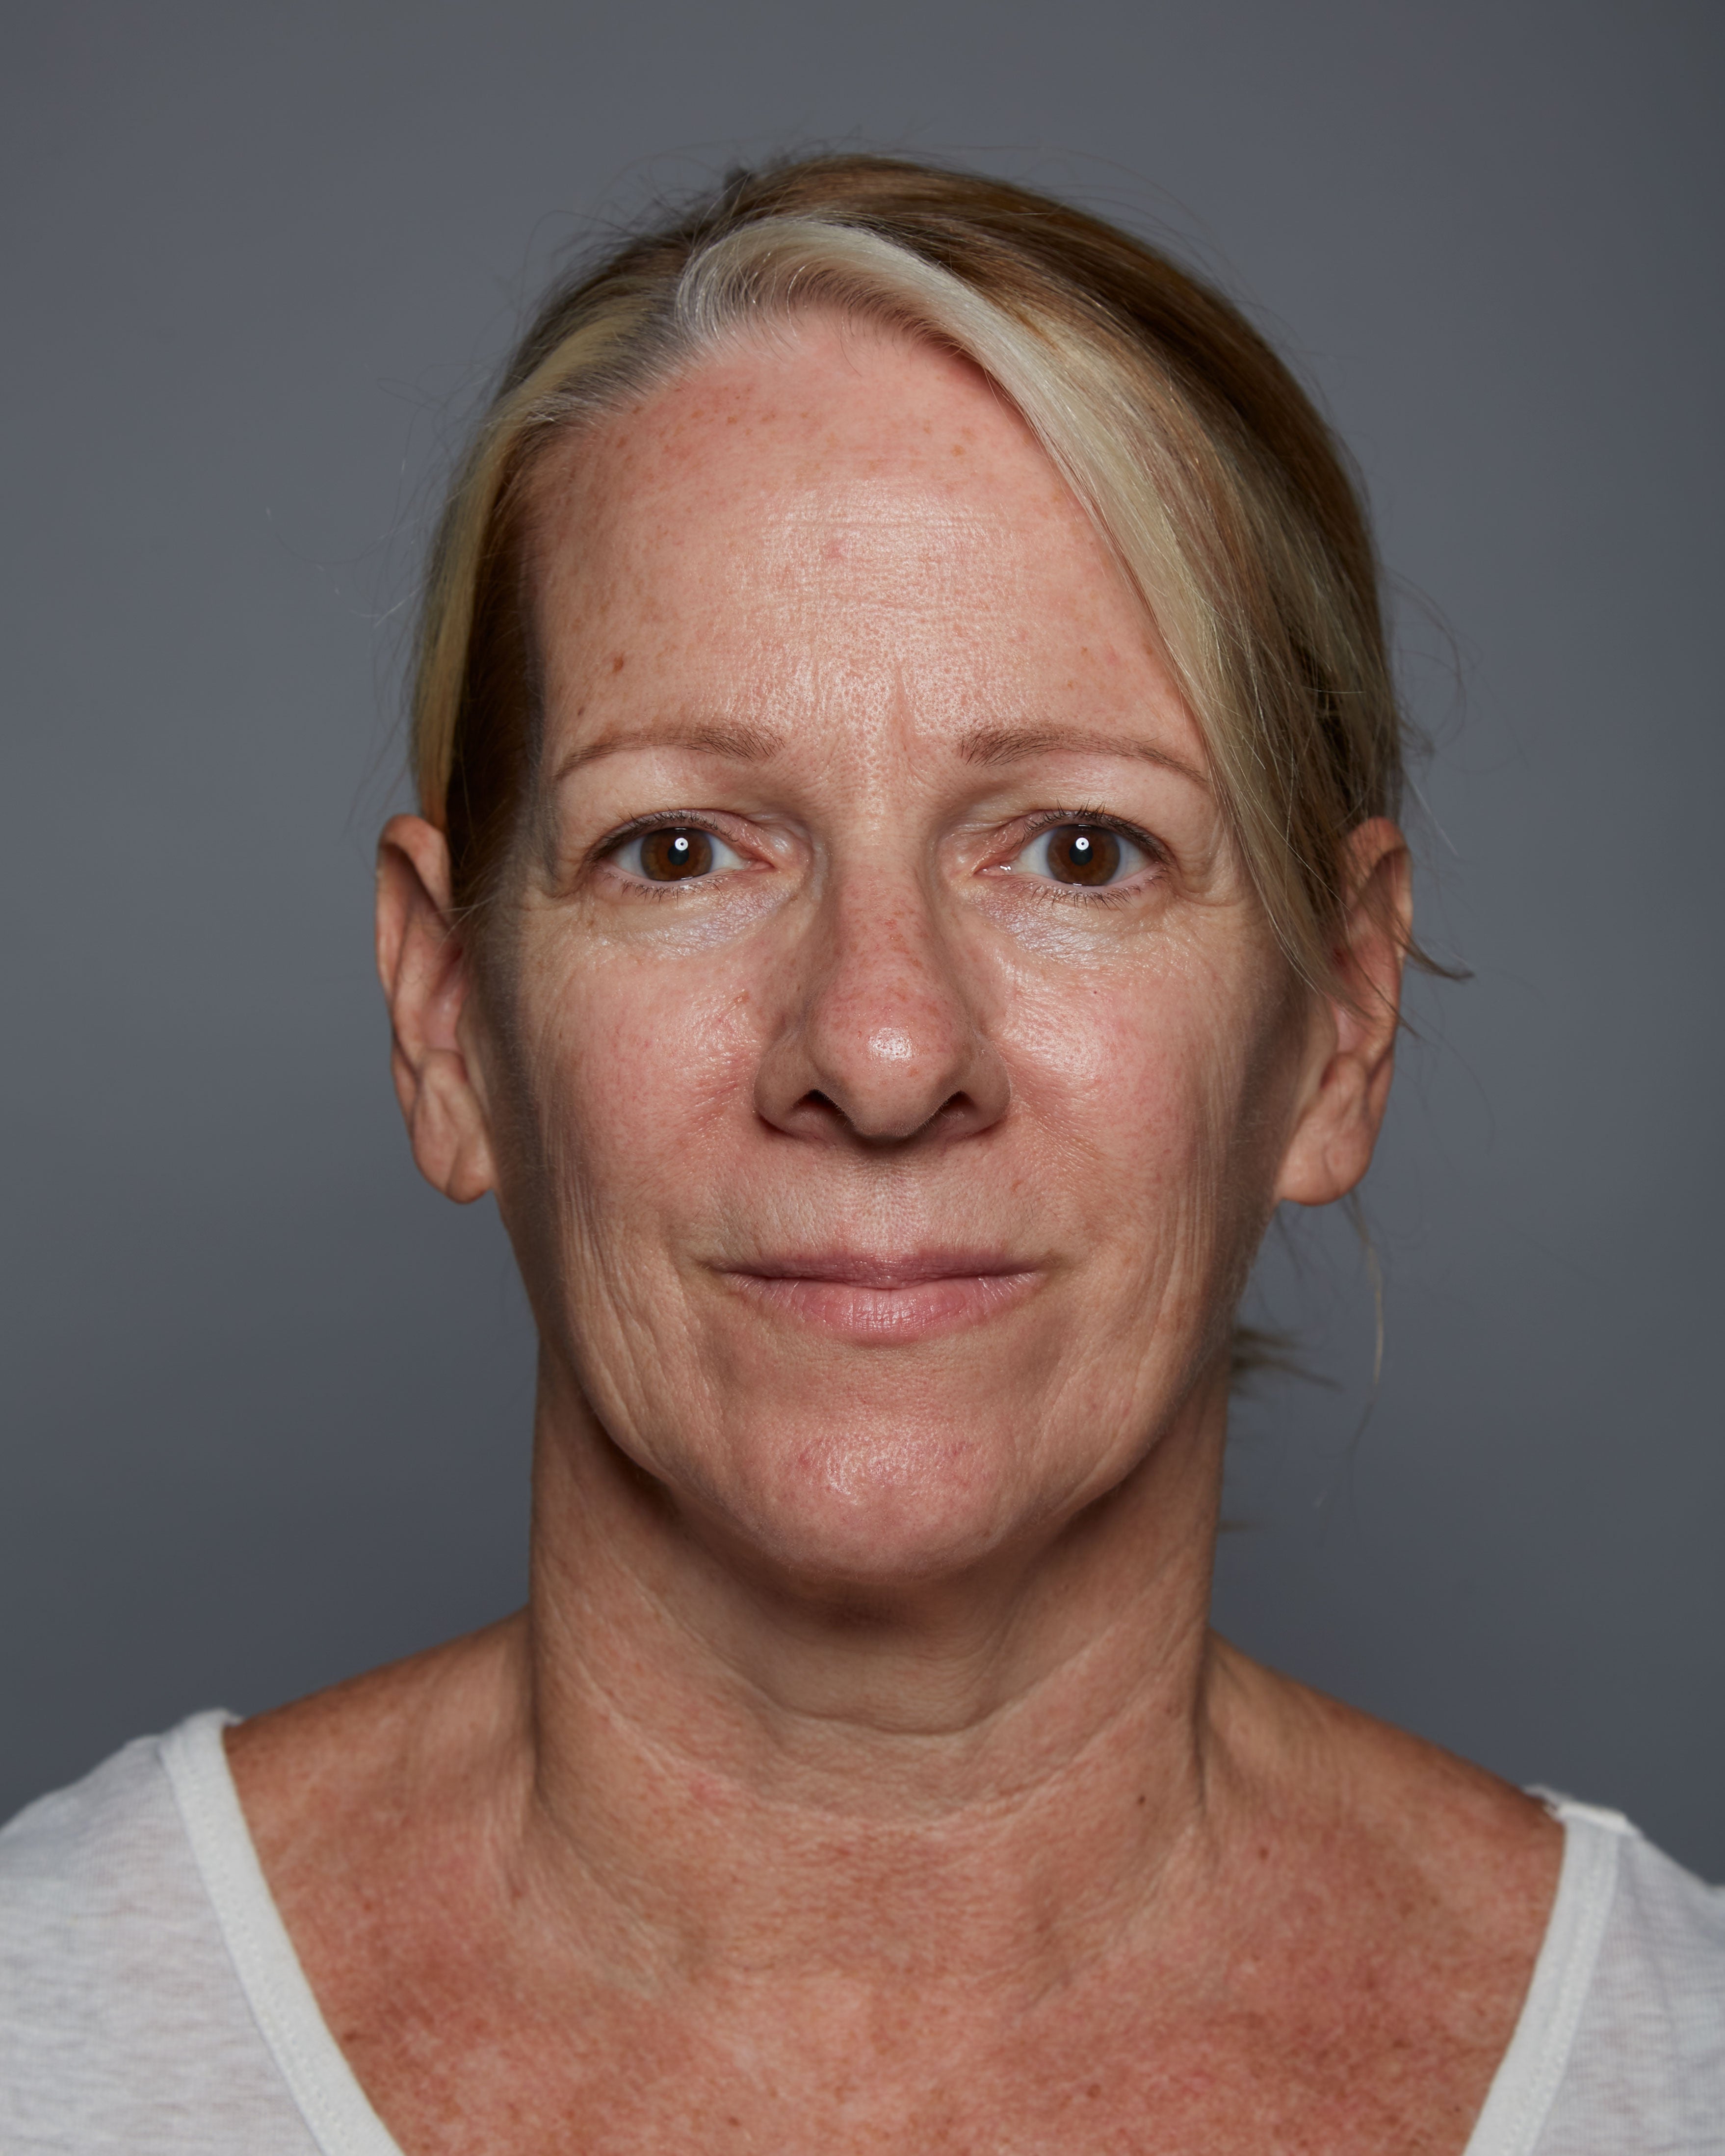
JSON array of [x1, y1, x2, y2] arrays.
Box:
[[583, 806, 1166, 889], [598, 808, 730, 850], [1002, 810, 1165, 884], [1014, 806, 1163, 848], [599, 814, 749, 883]]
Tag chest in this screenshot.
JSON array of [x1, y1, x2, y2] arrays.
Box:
[[329, 1942, 1515, 2156]]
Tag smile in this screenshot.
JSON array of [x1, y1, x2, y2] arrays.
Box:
[[719, 1253, 1043, 1343]]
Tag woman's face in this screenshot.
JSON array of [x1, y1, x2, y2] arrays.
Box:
[[462, 318, 1333, 1584]]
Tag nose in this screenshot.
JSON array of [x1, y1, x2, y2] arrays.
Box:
[[754, 869, 1011, 1147]]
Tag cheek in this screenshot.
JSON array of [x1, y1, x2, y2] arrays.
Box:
[[1005, 949, 1292, 1264], [512, 942, 762, 1230], [496, 899, 1296, 1350]]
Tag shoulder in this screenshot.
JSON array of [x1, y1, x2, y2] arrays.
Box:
[[1211, 1643, 1566, 1939], [0, 1716, 318, 2152], [0, 1721, 197, 1993], [1460, 1800, 1725, 2154], [1211, 1654, 1725, 2140], [1606, 1812, 1725, 1977], [1553, 1807, 1725, 2127], [224, 1617, 528, 1877]]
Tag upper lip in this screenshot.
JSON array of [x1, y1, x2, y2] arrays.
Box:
[[724, 1251, 1037, 1288]]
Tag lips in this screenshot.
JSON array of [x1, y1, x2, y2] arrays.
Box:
[[733, 1250, 1031, 1289], [718, 1252, 1041, 1342]]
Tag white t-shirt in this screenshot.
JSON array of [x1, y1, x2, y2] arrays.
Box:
[[1, 1711, 1721, 2152]]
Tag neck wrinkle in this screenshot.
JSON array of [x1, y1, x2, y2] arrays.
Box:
[[502, 1356, 1237, 1993]]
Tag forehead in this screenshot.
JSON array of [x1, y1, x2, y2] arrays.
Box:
[[542, 314, 1080, 541], [522, 315, 1196, 765]]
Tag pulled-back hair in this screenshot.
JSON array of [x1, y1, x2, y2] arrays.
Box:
[[413, 154, 1406, 988]]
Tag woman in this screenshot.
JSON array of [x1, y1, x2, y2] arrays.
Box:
[[3, 156, 1719, 2152]]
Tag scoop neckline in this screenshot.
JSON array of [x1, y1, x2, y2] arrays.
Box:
[[162, 1710, 406, 2156], [159, 1707, 1627, 2156]]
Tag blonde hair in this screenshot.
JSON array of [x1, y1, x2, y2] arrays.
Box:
[[413, 156, 1405, 987]]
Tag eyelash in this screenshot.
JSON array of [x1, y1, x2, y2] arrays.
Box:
[[1007, 807, 1168, 904], [589, 806, 1168, 899], [599, 810, 729, 850], [592, 811, 741, 894]]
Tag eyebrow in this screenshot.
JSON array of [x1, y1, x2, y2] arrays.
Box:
[[955, 721, 1208, 787], [548, 719, 786, 788], [546, 715, 1207, 789]]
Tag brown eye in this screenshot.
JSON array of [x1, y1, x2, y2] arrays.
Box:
[[1043, 825, 1122, 885], [636, 827, 714, 881], [1008, 820, 1151, 891], [609, 822, 745, 886]]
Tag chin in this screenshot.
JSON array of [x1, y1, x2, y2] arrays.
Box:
[[702, 1408, 1048, 1591]]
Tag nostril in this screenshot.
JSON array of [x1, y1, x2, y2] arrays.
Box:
[[756, 970, 1013, 1145], [794, 1085, 980, 1144], [783, 1084, 961, 1143], [925, 1090, 982, 1137], [788, 1089, 863, 1134]]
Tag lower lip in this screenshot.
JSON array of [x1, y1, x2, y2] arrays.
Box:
[[724, 1270, 1040, 1342]]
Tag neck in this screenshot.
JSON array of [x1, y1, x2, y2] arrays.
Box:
[[502, 1351, 1243, 1992]]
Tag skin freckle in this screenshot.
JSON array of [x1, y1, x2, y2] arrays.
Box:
[[265, 164, 1578, 2156]]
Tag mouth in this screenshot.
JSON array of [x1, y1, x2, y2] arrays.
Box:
[[717, 1251, 1042, 1343]]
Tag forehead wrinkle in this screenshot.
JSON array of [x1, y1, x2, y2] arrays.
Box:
[[547, 718, 787, 791], [956, 720, 1209, 790]]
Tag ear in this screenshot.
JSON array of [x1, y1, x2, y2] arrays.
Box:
[[1275, 818, 1412, 1208], [375, 814, 497, 1204]]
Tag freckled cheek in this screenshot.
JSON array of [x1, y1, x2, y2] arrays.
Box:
[[522, 960, 762, 1201], [1007, 987, 1228, 1182]]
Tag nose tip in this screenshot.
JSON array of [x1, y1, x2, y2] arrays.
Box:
[[865, 1028, 915, 1065], [754, 885, 1010, 1147]]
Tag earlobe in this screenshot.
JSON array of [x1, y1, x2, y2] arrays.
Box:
[[404, 1049, 498, 1204], [1274, 820, 1411, 1210], [376, 814, 498, 1205]]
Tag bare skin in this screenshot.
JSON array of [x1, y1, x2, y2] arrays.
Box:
[[231, 317, 1558, 2153]]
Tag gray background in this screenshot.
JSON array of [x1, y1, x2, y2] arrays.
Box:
[[4, 1, 1721, 1874]]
